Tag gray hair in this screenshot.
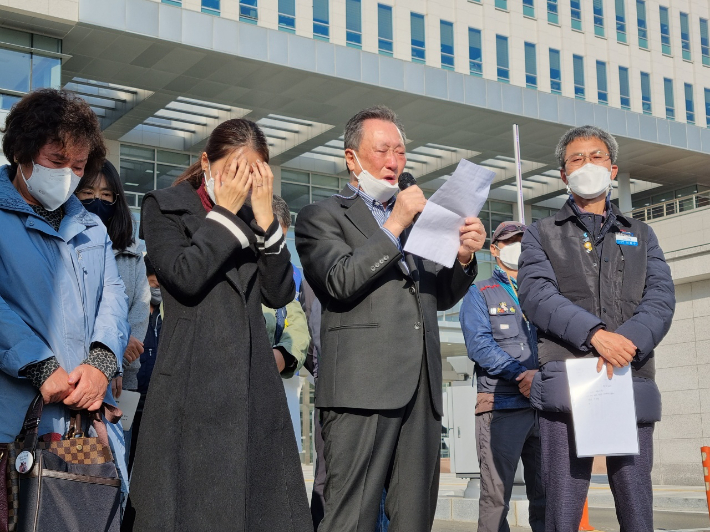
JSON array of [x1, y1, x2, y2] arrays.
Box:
[[343, 105, 406, 151], [555, 125, 619, 169], [272, 195, 292, 229]]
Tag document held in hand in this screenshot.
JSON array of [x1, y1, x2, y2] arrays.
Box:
[[403, 159, 495, 268], [566, 358, 639, 457], [114, 389, 141, 431]]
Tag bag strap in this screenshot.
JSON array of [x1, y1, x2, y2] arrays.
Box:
[[19, 395, 43, 453], [274, 306, 288, 345]]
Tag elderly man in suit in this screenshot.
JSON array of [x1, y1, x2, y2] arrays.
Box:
[[295, 105, 486, 532]]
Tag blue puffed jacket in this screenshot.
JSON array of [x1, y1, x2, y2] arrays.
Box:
[[0, 165, 130, 481]]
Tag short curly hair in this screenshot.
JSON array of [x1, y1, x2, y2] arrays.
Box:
[[1, 89, 106, 177]]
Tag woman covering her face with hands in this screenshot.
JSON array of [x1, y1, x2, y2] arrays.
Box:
[[126, 119, 311, 532]]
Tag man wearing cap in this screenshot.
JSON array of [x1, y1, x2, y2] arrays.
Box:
[[460, 221, 545, 532]]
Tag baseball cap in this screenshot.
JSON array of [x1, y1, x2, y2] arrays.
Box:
[[491, 221, 527, 244]]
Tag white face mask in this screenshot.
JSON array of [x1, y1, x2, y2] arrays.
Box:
[[204, 161, 215, 203], [21, 161, 81, 212], [352, 152, 399, 204], [496, 241, 522, 271], [566, 163, 612, 200]]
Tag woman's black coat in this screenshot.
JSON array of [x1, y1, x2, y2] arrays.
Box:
[[130, 182, 311, 531]]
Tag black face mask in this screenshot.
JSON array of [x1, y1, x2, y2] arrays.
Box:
[[81, 198, 116, 225]]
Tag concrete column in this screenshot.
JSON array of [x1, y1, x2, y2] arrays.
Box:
[[272, 165, 282, 196], [105, 139, 121, 170], [617, 172, 632, 214]]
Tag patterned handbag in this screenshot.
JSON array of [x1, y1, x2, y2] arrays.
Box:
[[1, 396, 121, 532]]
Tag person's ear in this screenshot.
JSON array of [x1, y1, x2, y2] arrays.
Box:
[[610, 165, 619, 180], [200, 152, 209, 174], [490, 242, 499, 257], [560, 168, 568, 186], [345, 149, 356, 173]]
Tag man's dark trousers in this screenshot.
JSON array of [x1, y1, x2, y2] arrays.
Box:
[[540, 412, 654, 532], [318, 356, 440, 532], [476, 408, 545, 531]]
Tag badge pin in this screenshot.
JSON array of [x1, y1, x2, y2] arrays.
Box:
[[16, 450, 33, 474], [584, 241, 593, 253], [510, 307, 516, 313]]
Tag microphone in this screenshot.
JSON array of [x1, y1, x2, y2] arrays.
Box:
[[397, 172, 421, 225], [398, 172, 417, 191]]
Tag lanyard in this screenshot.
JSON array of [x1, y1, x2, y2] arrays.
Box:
[[505, 272, 529, 328]]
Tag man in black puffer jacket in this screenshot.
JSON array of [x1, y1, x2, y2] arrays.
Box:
[[518, 125, 675, 532]]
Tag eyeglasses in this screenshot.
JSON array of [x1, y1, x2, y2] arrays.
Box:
[[77, 191, 118, 205], [564, 150, 611, 169]]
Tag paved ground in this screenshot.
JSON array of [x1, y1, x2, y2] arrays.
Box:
[[430, 509, 710, 531], [302, 464, 710, 531]]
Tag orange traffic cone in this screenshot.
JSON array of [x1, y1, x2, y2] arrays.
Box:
[[579, 498, 594, 531]]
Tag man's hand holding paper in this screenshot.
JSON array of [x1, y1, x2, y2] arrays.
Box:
[[457, 217, 486, 264], [591, 329, 637, 378]]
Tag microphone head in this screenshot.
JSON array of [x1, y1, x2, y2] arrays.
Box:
[[398, 172, 417, 191]]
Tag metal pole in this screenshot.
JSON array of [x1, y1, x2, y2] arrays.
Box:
[[513, 124, 526, 225]]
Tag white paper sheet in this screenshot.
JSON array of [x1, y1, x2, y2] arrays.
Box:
[[403, 159, 495, 268], [114, 390, 141, 431], [566, 358, 639, 457]]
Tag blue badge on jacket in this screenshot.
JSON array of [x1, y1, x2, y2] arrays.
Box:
[[616, 232, 638, 246]]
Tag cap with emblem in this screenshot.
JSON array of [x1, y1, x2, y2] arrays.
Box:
[[491, 221, 527, 244]]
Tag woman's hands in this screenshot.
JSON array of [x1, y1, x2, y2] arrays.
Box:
[[250, 160, 275, 232], [214, 155, 253, 215], [213, 156, 274, 232]]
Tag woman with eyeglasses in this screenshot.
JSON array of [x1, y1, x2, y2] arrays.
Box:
[[75, 161, 150, 476]]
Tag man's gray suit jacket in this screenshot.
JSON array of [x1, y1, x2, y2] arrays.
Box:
[[295, 186, 476, 416]]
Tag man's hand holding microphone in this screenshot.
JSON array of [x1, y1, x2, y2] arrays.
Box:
[[384, 172, 486, 264]]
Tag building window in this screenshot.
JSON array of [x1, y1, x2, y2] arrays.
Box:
[[278, 0, 295, 32], [202, 0, 220, 16], [346, 0, 362, 48], [619, 66, 630, 109], [573, 54, 585, 99], [659, 6, 671, 55], [410, 13, 426, 63], [549, 48, 562, 94], [685, 83, 695, 124], [705, 88, 710, 127], [119, 145, 194, 206], [593, 0, 604, 36], [637, 0, 648, 49], [548, 0, 559, 24], [701, 19, 710, 66], [469, 28, 483, 76], [524, 42, 537, 88], [496, 35, 509, 82], [441, 20, 455, 70], [239, 0, 258, 23], [523, 0, 534, 17], [313, 0, 329, 40], [596, 61, 608, 104], [664, 78, 674, 119], [570, 0, 582, 30], [615, 0, 626, 42], [0, 29, 62, 110], [680, 12, 691, 60], [377, 4, 393, 56], [641, 71, 652, 114], [496, 0, 508, 9]]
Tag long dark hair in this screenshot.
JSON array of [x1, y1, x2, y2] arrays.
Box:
[[173, 118, 269, 189], [77, 160, 135, 251]]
